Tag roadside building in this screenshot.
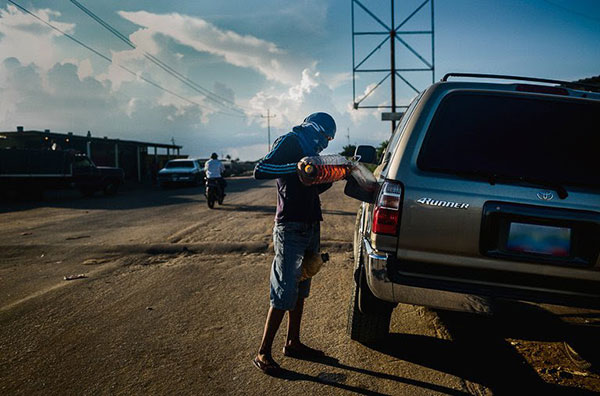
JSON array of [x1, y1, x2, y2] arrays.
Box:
[[0, 127, 183, 182]]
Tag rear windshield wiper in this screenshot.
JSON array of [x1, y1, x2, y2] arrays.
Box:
[[447, 171, 569, 200]]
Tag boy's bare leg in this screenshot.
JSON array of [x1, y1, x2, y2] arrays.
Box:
[[284, 297, 324, 357], [286, 297, 304, 346], [257, 307, 285, 365]]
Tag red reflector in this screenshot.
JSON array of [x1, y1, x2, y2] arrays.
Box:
[[516, 84, 568, 96], [372, 207, 399, 235]]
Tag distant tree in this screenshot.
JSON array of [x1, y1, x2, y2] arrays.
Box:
[[376, 140, 389, 162], [339, 144, 356, 157], [225, 154, 231, 160]]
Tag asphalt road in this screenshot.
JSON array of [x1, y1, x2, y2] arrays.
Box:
[[1, 178, 599, 395]]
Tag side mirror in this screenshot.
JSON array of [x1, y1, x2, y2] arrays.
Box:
[[354, 145, 377, 164]]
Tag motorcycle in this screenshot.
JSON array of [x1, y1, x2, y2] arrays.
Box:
[[205, 178, 224, 208]]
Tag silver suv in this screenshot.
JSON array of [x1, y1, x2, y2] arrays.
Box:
[[346, 73, 600, 344]]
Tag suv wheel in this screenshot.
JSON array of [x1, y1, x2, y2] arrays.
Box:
[[347, 273, 392, 345]]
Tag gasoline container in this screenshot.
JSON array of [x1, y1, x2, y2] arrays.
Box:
[[297, 155, 353, 186]]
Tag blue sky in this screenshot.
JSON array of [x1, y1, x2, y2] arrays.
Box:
[[0, 0, 598, 160]]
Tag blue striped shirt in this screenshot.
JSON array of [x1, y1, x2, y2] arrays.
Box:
[[254, 133, 331, 223]]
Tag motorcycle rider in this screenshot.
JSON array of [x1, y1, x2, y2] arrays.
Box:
[[204, 152, 226, 196]]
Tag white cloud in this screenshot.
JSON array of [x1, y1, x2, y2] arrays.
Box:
[[61, 58, 94, 80], [125, 98, 137, 118], [246, 67, 340, 130], [289, 68, 319, 101], [117, 10, 301, 85], [97, 49, 141, 91], [346, 82, 383, 124], [328, 72, 353, 89], [223, 143, 268, 161], [0, 4, 387, 161], [0, 58, 204, 141], [0, 5, 74, 70]]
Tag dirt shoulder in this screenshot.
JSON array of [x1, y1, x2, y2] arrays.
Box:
[[1, 180, 599, 395]]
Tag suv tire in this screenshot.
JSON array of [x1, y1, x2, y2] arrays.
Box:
[[347, 275, 392, 345]]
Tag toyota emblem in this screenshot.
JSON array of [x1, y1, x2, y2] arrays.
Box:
[[537, 191, 554, 201]]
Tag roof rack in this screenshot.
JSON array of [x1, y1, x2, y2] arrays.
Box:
[[441, 73, 600, 93]]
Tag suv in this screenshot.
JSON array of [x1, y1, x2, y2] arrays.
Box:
[[346, 73, 600, 344]]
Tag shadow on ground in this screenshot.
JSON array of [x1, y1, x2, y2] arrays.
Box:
[[271, 354, 470, 396], [267, 302, 599, 394], [0, 177, 272, 213], [214, 205, 355, 216], [367, 301, 600, 394], [216, 204, 275, 214]]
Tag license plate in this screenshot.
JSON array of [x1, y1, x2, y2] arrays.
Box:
[[507, 222, 571, 256]]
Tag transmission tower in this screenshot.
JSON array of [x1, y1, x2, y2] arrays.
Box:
[[351, 0, 435, 132]]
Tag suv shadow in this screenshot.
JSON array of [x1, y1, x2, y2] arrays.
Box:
[[370, 301, 600, 394]]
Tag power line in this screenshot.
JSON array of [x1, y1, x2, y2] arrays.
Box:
[[6, 0, 244, 118], [69, 0, 247, 115], [540, 0, 600, 24]]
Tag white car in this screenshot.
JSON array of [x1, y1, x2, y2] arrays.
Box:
[[158, 159, 203, 187]]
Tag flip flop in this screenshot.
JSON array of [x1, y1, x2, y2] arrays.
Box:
[[282, 344, 325, 359], [252, 357, 281, 376]]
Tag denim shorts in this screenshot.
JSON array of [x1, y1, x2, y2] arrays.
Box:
[[270, 221, 320, 311]]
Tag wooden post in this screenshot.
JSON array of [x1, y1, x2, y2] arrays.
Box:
[[136, 146, 141, 182]]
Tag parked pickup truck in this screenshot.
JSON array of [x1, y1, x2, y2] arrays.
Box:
[[0, 148, 124, 197]]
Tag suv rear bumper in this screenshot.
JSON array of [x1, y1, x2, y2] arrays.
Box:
[[362, 238, 493, 314], [387, 257, 600, 310]]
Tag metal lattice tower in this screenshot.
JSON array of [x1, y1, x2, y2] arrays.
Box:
[[351, 0, 435, 132]]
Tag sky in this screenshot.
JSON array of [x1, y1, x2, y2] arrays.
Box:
[[0, 0, 598, 160]]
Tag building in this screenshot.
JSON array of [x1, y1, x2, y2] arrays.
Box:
[[0, 127, 183, 182]]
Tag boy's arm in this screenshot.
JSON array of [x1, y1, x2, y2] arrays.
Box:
[[254, 135, 303, 180]]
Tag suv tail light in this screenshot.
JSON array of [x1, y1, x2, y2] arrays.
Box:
[[372, 181, 403, 235]]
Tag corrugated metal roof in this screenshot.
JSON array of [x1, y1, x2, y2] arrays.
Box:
[[0, 130, 182, 149]]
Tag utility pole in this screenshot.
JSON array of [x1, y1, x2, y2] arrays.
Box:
[[261, 109, 276, 152], [346, 127, 351, 146]]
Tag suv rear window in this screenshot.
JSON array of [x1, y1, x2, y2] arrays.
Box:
[[417, 92, 600, 188]]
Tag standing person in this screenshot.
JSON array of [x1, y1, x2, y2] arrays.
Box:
[[204, 152, 226, 195], [252, 112, 336, 375]]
